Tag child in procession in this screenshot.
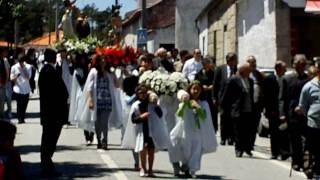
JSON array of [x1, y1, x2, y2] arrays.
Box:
[[170, 81, 217, 178], [122, 84, 170, 177]]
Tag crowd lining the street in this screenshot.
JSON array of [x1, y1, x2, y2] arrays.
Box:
[[1, 46, 320, 179]]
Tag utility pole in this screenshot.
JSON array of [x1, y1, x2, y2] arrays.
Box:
[[141, 0, 146, 29], [137, 0, 147, 52], [55, 0, 59, 42], [48, 0, 51, 46]]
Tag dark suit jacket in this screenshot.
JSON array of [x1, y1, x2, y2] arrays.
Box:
[[283, 72, 308, 122], [220, 76, 254, 119], [38, 64, 69, 126], [195, 68, 214, 100], [251, 69, 265, 112], [213, 64, 237, 103], [263, 74, 282, 119], [213, 65, 228, 103]]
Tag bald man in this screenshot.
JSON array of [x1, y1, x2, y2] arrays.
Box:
[[220, 63, 255, 157]]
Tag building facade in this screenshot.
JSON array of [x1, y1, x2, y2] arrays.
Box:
[[200, 0, 320, 67], [122, 0, 176, 53]]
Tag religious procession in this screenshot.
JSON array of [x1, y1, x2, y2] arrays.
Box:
[[0, 0, 320, 179]]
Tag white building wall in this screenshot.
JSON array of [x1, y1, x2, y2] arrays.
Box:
[[197, 14, 208, 56], [152, 24, 175, 52], [123, 23, 175, 53], [237, 0, 277, 68], [175, 0, 211, 52]]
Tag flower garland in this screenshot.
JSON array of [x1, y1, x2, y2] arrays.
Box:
[[55, 36, 104, 55], [95, 45, 139, 66]]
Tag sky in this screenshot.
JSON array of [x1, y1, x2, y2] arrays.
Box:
[[76, 0, 137, 17]]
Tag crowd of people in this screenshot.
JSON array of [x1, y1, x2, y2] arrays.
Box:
[[0, 45, 320, 179]]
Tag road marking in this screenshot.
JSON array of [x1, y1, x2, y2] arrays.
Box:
[[98, 150, 129, 180], [253, 151, 306, 178]]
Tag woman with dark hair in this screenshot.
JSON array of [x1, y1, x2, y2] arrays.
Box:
[[68, 53, 94, 145], [78, 55, 121, 150]]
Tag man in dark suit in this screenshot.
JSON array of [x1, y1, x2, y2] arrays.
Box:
[[221, 63, 255, 157], [263, 61, 290, 160], [283, 54, 309, 171], [247, 56, 264, 149], [195, 57, 217, 131], [38, 48, 69, 177], [213, 52, 238, 145]]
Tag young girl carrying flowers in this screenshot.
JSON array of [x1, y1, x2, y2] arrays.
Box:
[[122, 84, 171, 177], [170, 81, 218, 178]]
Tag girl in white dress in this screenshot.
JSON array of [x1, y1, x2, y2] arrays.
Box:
[[122, 85, 170, 177], [170, 81, 217, 178]]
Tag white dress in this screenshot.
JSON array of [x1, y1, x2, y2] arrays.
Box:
[[159, 94, 179, 132], [68, 68, 84, 125], [122, 100, 171, 152], [76, 68, 123, 132], [169, 101, 217, 172]]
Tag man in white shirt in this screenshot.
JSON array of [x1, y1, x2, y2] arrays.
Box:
[[182, 49, 203, 81], [10, 53, 32, 124]]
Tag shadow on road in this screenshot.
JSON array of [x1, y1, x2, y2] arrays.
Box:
[[11, 112, 41, 119], [23, 161, 110, 179], [17, 145, 83, 155]]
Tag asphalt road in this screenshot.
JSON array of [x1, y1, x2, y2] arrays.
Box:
[[10, 96, 307, 180]]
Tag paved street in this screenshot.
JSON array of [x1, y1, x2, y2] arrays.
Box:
[[11, 96, 307, 180]]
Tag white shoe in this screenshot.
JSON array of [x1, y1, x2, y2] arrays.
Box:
[[139, 169, 147, 177]]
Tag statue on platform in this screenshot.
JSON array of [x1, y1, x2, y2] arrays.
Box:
[[59, 0, 80, 39], [75, 12, 91, 39]]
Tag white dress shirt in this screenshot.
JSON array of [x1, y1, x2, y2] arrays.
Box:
[[10, 62, 32, 95], [182, 58, 203, 81]]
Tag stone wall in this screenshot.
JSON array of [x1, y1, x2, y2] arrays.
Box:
[[207, 0, 237, 66], [275, 0, 291, 66]]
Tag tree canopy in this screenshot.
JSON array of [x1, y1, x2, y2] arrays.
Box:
[[0, 0, 113, 44]]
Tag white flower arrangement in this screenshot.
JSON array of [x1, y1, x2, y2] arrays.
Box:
[[57, 36, 104, 55], [169, 72, 189, 90], [139, 71, 189, 96]]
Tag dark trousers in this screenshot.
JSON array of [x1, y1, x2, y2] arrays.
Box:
[[220, 113, 234, 141], [84, 130, 94, 142], [15, 93, 29, 122], [288, 118, 306, 166], [40, 124, 63, 173], [307, 127, 320, 175], [234, 112, 256, 152], [207, 99, 218, 132], [251, 111, 261, 148], [269, 116, 290, 157]]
